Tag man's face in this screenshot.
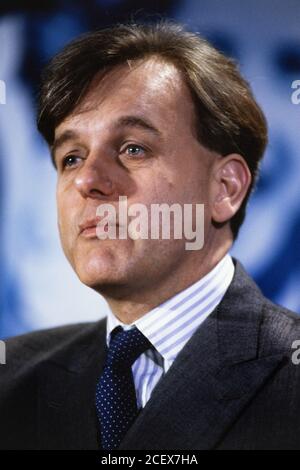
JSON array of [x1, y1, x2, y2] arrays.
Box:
[[54, 57, 216, 297]]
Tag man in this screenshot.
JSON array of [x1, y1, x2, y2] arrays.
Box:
[[1, 21, 300, 450]]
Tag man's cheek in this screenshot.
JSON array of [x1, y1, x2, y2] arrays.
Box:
[[57, 219, 69, 254], [57, 209, 74, 260]]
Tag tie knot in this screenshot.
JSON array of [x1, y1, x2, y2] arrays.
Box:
[[106, 325, 152, 369]]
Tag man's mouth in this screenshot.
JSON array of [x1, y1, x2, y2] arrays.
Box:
[[80, 225, 101, 237], [79, 217, 117, 238]]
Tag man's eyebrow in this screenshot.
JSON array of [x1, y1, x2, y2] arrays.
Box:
[[51, 130, 80, 167], [50, 116, 161, 167], [113, 115, 161, 137]]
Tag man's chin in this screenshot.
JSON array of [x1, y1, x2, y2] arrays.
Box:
[[76, 264, 120, 287], [72, 243, 123, 280]]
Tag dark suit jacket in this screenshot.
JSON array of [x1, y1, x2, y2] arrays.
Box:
[[1, 258, 300, 450]]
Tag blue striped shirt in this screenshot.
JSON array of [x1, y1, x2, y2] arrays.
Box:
[[106, 253, 235, 409]]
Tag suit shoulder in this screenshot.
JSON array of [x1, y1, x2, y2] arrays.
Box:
[[262, 296, 300, 327], [260, 297, 300, 355], [2, 318, 107, 367]]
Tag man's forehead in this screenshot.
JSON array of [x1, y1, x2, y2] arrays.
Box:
[[55, 57, 195, 135], [91, 57, 184, 98], [75, 59, 187, 112]]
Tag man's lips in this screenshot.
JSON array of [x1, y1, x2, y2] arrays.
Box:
[[79, 217, 118, 238], [80, 226, 99, 238], [79, 217, 100, 236]]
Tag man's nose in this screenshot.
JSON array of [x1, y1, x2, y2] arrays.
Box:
[[74, 156, 116, 199]]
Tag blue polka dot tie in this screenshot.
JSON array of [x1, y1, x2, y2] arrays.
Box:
[[95, 325, 152, 450]]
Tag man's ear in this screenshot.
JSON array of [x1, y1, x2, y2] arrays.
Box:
[[210, 154, 252, 224]]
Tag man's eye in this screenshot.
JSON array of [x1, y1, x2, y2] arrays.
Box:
[[122, 144, 146, 157], [62, 155, 81, 169]]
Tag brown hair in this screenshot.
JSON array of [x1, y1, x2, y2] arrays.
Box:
[[37, 21, 268, 239]]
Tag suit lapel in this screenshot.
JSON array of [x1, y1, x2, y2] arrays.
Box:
[[37, 319, 107, 450], [118, 260, 285, 450]]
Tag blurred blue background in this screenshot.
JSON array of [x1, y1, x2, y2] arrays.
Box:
[[0, 0, 299, 338]]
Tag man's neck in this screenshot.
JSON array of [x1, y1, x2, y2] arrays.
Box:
[[105, 242, 232, 325]]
